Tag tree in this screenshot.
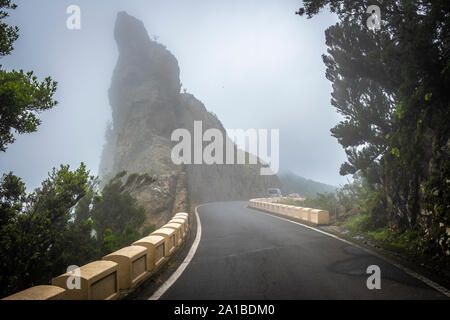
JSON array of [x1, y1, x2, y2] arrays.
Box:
[[0, 164, 92, 297], [0, 1, 57, 152], [0, 1, 18, 56], [91, 172, 146, 254], [0, 168, 152, 298], [336, 173, 365, 215], [297, 1, 450, 255]]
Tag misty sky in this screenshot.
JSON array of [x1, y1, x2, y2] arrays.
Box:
[[0, 0, 349, 190]]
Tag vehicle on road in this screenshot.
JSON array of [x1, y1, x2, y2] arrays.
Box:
[[267, 188, 282, 198]]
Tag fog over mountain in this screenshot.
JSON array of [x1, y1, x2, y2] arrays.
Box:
[[0, 0, 346, 190], [100, 12, 281, 226], [279, 171, 337, 198]]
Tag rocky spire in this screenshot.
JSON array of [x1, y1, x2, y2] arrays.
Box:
[[114, 11, 152, 57], [100, 12, 280, 228], [109, 12, 181, 133]]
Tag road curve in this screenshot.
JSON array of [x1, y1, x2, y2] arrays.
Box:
[[158, 201, 447, 300]]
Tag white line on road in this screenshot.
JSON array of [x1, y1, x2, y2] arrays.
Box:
[[249, 205, 450, 298], [148, 205, 203, 300]]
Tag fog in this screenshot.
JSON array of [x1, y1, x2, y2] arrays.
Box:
[[0, 0, 347, 190]]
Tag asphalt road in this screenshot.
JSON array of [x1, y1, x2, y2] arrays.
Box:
[[158, 201, 447, 300]]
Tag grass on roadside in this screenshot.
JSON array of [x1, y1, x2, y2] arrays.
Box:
[[341, 214, 422, 256], [277, 198, 305, 206], [278, 198, 423, 258]]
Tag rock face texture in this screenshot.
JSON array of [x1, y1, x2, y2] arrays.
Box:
[[100, 12, 280, 228]]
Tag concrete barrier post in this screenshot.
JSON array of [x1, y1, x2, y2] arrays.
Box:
[[301, 208, 313, 222], [249, 198, 330, 226], [287, 206, 296, 217], [2, 285, 67, 300], [169, 218, 187, 236], [292, 207, 302, 219], [163, 223, 183, 246], [175, 212, 189, 218], [277, 204, 283, 213], [151, 228, 176, 256], [310, 209, 330, 225], [52, 261, 119, 300], [175, 213, 189, 225], [133, 235, 166, 272], [102, 245, 149, 291]]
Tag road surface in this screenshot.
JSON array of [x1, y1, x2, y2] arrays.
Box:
[[156, 201, 448, 299]]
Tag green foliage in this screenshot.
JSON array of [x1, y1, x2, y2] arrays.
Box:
[[0, 69, 58, 151], [343, 214, 422, 254], [0, 164, 92, 297], [336, 174, 366, 214], [0, 168, 149, 298], [91, 173, 146, 253], [343, 216, 422, 256], [301, 193, 339, 215], [343, 214, 373, 233], [298, 0, 450, 256], [0, 1, 18, 56], [0, 1, 57, 152], [0, 2, 150, 298], [142, 224, 157, 237], [421, 159, 450, 257]]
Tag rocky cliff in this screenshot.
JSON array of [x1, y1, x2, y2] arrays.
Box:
[[100, 12, 280, 228]]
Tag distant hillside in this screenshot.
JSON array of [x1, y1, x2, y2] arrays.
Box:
[[279, 172, 336, 198]]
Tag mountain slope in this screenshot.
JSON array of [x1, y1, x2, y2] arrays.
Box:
[[99, 12, 280, 227], [279, 171, 336, 198]]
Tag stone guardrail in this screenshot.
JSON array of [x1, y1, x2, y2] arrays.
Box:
[[249, 198, 329, 225], [3, 212, 191, 300]]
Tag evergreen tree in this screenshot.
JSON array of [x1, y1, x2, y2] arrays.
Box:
[[0, 164, 92, 297], [298, 1, 450, 255], [0, 1, 57, 152]]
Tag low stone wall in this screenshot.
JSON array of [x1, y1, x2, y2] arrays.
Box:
[[2, 212, 191, 300], [249, 198, 329, 225]]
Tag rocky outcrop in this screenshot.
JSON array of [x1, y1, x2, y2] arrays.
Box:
[[99, 12, 280, 228]]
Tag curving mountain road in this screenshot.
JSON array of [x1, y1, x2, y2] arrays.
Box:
[[153, 201, 448, 300]]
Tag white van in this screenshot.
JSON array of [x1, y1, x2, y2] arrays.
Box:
[[267, 188, 282, 198]]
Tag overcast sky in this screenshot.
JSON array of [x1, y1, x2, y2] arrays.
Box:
[[0, 0, 348, 190]]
